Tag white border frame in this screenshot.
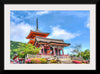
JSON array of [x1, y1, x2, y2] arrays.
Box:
[[4, 4, 96, 70]]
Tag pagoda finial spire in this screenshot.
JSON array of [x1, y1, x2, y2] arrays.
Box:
[[36, 17, 38, 31]]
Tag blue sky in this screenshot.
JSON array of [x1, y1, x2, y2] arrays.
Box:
[[10, 10, 90, 54]]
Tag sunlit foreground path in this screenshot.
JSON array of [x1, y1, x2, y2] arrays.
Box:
[[59, 57, 72, 64], [25, 54, 89, 64], [26, 54, 73, 64]]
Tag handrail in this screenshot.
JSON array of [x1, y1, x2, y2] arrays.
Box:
[[26, 54, 68, 59]]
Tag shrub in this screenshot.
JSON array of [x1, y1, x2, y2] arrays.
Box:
[[34, 58, 41, 64], [50, 60, 57, 63], [25, 58, 48, 64], [40, 58, 47, 64], [30, 58, 35, 63], [25, 59, 31, 64]]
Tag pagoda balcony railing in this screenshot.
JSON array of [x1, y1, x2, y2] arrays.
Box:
[[26, 54, 68, 59]]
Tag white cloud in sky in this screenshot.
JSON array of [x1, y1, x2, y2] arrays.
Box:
[[86, 23, 90, 29], [18, 11, 50, 19], [86, 17, 90, 29], [36, 11, 50, 15], [24, 11, 37, 19], [10, 22, 35, 43], [47, 26, 80, 40], [10, 11, 22, 22], [10, 11, 50, 43]]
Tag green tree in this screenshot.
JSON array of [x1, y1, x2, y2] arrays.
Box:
[[10, 41, 25, 59], [77, 49, 90, 60], [83, 49, 90, 60], [13, 43, 41, 58], [10, 50, 14, 59]]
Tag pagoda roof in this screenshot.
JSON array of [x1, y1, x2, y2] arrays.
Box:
[[32, 30, 49, 34], [35, 36, 70, 47], [26, 18, 50, 39], [26, 30, 49, 39]]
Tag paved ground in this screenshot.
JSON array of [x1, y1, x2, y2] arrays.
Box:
[[59, 58, 72, 64]]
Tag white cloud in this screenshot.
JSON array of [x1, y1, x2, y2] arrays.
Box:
[[47, 26, 80, 40], [24, 11, 37, 19], [10, 11, 22, 22], [86, 17, 90, 29], [36, 11, 50, 15], [10, 22, 35, 43], [19, 11, 50, 19], [86, 23, 90, 29]]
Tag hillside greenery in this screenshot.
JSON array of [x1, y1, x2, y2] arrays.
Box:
[[10, 41, 41, 59], [10, 41, 25, 50], [76, 49, 90, 60], [10, 41, 26, 59]]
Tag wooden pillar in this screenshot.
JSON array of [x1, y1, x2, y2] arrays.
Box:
[[41, 49, 42, 55], [59, 49, 61, 56], [43, 46, 45, 55], [62, 49, 64, 55], [49, 46, 50, 55], [57, 48, 59, 56], [53, 47, 56, 55]]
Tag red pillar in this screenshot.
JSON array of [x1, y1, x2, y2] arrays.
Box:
[[41, 49, 42, 55], [43, 46, 45, 55], [59, 49, 61, 55], [49, 46, 50, 55], [53, 47, 56, 55]]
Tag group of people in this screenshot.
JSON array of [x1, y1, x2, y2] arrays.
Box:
[[10, 54, 24, 64], [10, 58, 24, 64]]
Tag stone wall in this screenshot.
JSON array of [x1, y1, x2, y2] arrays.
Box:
[[71, 57, 83, 61]]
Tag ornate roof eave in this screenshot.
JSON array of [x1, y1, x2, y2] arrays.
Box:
[[31, 30, 50, 34], [26, 30, 49, 39], [35, 36, 63, 41], [26, 18, 50, 39], [38, 41, 71, 47]]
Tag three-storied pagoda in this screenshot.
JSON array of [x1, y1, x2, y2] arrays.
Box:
[[26, 18, 70, 56]]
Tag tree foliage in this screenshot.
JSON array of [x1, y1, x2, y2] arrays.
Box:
[[71, 44, 90, 60], [77, 49, 90, 60], [11, 43, 41, 58], [10, 41, 25, 59], [10, 41, 22, 50]]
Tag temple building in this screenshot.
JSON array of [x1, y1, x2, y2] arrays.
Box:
[[26, 18, 70, 56]]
